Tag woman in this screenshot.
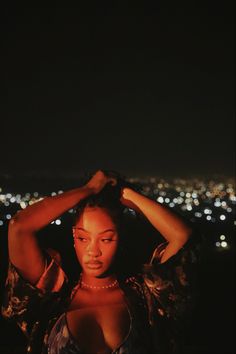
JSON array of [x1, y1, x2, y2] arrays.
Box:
[[1, 170, 201, 354]]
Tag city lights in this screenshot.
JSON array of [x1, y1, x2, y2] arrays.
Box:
[[220, 215, 226, 221], [0, 176, 234, 252]]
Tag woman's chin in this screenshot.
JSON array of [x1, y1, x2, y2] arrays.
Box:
[[83, 264, 104, 275], [82, 265, 113, 278]]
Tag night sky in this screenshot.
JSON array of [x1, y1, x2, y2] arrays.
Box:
[[1, 2, 234, 178]]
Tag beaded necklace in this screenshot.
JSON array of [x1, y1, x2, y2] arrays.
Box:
[[81, 279, 118, 289]]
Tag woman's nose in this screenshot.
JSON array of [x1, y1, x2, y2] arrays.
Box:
[[87, 242, 102, 257]]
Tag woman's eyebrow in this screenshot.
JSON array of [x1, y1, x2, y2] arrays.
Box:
[[98, 229, 116, 234], [75, 227, 88, 232], [76, 227, 115, 234]]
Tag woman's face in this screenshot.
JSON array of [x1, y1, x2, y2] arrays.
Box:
[[73, 206, 119, 277]]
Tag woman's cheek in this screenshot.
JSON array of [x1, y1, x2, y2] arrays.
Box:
[[75, 245, 85, 263], [104, 243, 118, 262]]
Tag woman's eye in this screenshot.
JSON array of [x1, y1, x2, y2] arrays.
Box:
[[78, 237, 87, 242], [102, 239, 112, 243]]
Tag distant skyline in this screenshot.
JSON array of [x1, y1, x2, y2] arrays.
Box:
[[1, 3, 234, 178]]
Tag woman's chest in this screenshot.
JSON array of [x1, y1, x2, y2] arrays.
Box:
[[66, 289, 132, 353]]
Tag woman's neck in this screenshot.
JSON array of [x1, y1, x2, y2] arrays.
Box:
[[80, 272, 118, 290]]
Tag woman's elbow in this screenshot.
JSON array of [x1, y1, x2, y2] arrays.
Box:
[[177, 225, 193, 246], [8, 212, 33, 236]]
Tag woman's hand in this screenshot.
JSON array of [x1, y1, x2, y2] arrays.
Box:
[[120, 187, 135, 208], [85, 170, 117, 194], [120, 187, 143, 212]]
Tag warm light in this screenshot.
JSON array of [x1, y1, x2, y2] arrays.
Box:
[[20, 201, 27, 209], [177, 197, 184, 204], [221, 241, 227, 248], [204, 208, 212, 215], [157, 197, 164, 203], [16, 195, 21, 203]]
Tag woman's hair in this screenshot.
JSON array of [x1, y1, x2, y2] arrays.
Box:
[[74, 170, 143, 235], [74, 184, 125, 233]]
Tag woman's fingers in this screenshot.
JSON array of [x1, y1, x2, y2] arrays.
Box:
[[97, 170, 117, 186], [86, 170, 117, 193]]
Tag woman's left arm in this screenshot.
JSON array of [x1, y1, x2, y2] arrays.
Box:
[[120, 188, 193, 263]]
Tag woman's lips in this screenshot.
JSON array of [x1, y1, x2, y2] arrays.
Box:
[[86, 261, 102, 269]]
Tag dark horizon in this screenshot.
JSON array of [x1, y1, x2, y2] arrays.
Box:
[[0, 168, 235, 181]]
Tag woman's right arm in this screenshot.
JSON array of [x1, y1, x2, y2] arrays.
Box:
[[8, 170, 116, 285]]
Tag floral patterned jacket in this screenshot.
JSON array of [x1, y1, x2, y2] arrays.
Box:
[[1, 231, 202, 354]]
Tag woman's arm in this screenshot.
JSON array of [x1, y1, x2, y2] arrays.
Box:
[[120, 188, 192, 263], [8, 170, 116, 284]]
